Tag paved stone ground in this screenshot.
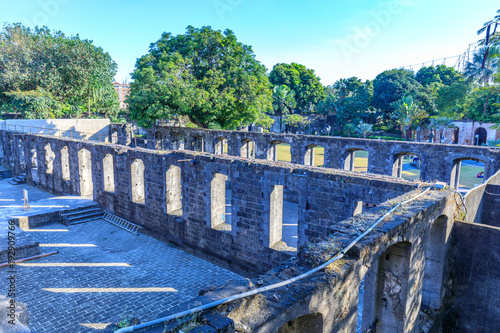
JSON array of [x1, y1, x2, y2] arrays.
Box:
[[0, 218, 241, 332]]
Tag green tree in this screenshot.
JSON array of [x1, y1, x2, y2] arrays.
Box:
[[435, 81, 470, 118], [357, 121, 373, 138], [333, 78, 349, 101], [0, 24, 119, 119], [272, 85, 296, 132], [372, 69, 423, 115], [269, 63, 325, 113], [282, 114, 310, 132], [416, 65, 463, 86], [391, 95, 429, 140], [463, 46, 500, 86], [465, 85, 500, 121], [316, 91, 340, 132], [127, 26, 272, 129], [321, 77, 373, 133], [427, 117, 456, 143]]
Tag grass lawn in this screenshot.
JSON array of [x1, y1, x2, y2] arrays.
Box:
[[353, 150, 368, 172], [276, 143, 292, 162], [276, 144, 326, 166], [458, 164, 485, 189]]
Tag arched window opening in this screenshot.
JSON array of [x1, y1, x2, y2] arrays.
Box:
[[110, 129, 118, 144], [210, 173, 231, 231], [61, 146, 70, 181], [450, 158, 486, 192], [171, 133, 185, 150], [392, 153, 422, 181], [240, 139, 256, 159], [166, 165, 182, 215], [268, 141, 291, 162], [192, 135, 204, 152], [269, 185, 298, 252], [344, 149, 368, 173], [474, 127, 487, 146], [215, 137, 228, 155], [304, 145, 325, 167], [44, 143, 55, 174]]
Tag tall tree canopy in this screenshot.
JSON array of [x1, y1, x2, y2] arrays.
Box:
[[272, 85, 296, 132], [268, 62, 325, 113], [0, 24, 119, 119], [372, 69, 421, 112], [463, 46, 500, 86], [372, 69, 436, 116], [127, 26, 272, 129], [416, 65, 463, 86]]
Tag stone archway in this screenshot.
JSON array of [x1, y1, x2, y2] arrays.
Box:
[[474, 127, 487, 146]]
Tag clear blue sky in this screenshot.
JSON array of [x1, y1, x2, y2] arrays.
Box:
[[1, 0, 498, 85]]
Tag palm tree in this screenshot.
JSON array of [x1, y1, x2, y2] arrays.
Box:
[[391, 96, 429, 141], [272, 85, 296, 132], [428, 117, 456, 143], [356, 121, 373, 138], [464, 46, 500, 116], [333, 78, 348, 101], [463, 46, 500, 86], [317, 92, 341, 132]]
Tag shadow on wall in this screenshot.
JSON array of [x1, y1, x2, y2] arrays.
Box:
[[464, 168, 500, 225]]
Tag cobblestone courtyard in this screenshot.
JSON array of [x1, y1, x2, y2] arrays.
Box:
[[0, 218, 241, 332]]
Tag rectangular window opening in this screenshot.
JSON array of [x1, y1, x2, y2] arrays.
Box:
[[131, 159, 145, 204], [103, 154, 115, 192], [166, 165, 182, 216], [211, 173, 231, 231], [270, 186, 298, 252]]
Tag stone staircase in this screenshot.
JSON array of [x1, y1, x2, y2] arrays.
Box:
[[60, 204, 104, 226], [8, 174, 27, 185]]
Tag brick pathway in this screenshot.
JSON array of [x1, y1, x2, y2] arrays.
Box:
[[0, 220, 241, 332]]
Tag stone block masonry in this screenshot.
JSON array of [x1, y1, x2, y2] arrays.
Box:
[[150, 126, 500, 188], [448, 221, 500, 332], [0, 130, 420, 275]]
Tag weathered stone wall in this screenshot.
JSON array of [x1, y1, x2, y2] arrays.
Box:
[[448, 221, 500, 333], [149, 126, 500, 187], [464, 169, 500, 226], [207, 189, 458, 333], [481, 184, 500, 227], [0, 130, 420, 275], [3, 128, 497, 333]]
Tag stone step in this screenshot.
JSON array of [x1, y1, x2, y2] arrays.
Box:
[[60, 205, 104, 226]]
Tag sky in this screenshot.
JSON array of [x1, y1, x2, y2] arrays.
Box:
[[1, 0, 498, 85]]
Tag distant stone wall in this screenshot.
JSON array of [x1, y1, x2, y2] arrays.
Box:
[[448, 221, 500, 332], [149, 126, 500, 188], [0, 119, 110, 141]]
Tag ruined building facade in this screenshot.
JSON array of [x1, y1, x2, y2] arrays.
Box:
[[0, 126, 499, 333]]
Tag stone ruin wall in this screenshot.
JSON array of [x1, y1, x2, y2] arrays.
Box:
[[0, 130, 420, 275], [1, 128, 499, 332], [148, 126, 500, 188]]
